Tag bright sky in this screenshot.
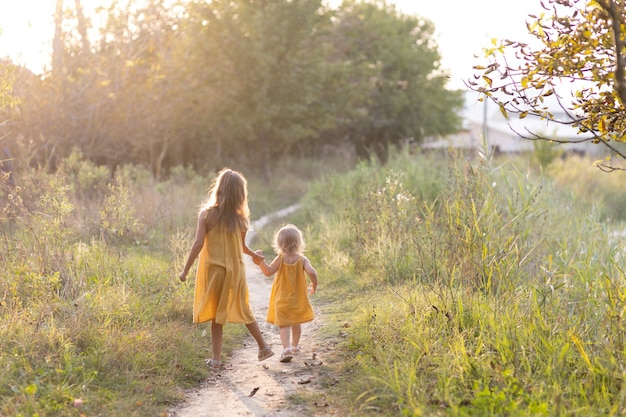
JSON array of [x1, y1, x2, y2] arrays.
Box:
[[0, 0, 544, 89], [394, 0, 544, 88]]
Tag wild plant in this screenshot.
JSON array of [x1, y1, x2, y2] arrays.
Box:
[[8, 170, 81, 301], [548, 153, 626, 221], [307, 149, 625, 415], [99, 166, 143, 244], [358, 169, 421, 285], [58, 148, 111, 199], [0, 158, 208, 416]]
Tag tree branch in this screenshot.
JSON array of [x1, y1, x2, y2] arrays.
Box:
[[509, 123, 626, 162], [599, 0, 626, 106]]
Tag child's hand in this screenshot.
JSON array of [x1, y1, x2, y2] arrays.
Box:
[[179, 272, 187, 282], [253, 249, 264, 265], [308, 284, 316, 295]]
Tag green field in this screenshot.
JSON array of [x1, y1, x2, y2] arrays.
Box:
[[2, 148, 626, 416]]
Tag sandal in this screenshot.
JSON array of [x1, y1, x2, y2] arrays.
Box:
[[258, 346, 275, 362], [205, 359, 221, 369], [291, 345, 301, 355], [280, 348, 293, 363]]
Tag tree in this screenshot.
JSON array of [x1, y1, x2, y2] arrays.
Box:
[[184, 0, 348, 179], [92, 0, 184, 178], [329, 0, 464, 161], [0, 61, 17, 111], [0, 60, 49, 170], [40, 0, 184, 175], [469, 0, 626, 171], [0, 61, 15, 187]]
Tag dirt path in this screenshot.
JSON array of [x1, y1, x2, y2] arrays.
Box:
[[169, 206, 336, 417]]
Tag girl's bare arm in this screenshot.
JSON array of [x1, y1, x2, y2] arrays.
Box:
[[258, 255, 281, 276], [303, 256, 318, 294], [241, 230, 265, 265], [179, 211, 207, 281]]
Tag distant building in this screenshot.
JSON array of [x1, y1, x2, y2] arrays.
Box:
[[422, 90, 603, 156]]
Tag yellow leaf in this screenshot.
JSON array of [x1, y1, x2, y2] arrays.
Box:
[[570, 333, 593, 373], [521, 76, 528, 88], [24, 384, 37, 395], [499, 105, 509, 119], [482, 76, 493, 87]]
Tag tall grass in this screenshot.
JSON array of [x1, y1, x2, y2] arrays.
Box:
[[0, 152, 349, 416], [4, 143, 624, 416], [0, 157, 207, 416], [548, 154, 626, 221], [300, 147, 626, 416]]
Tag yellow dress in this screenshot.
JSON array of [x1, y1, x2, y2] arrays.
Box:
[[266, 256, 314, 326], [193, 226, 256, 325]]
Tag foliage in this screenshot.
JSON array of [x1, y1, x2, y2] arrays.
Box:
[[0, 60, 18, 109], [548, 154, 626, 221], [58, 148, 111, 199], [469, 0, 626, 171], [1, 0, 462, 175], [183, 0, 350, 179], [330, 0, 464, 161], [301, 148, 626, 415], [99, 166, 144, 244], [4, 144, 626, 415], [0, 153, 200, 416], [0, 149, 344, 416], [532, 138, 562, 169]]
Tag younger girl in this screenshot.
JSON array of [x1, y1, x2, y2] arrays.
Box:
[[256, 224, 318, 362], [179, 168, 274, 369]]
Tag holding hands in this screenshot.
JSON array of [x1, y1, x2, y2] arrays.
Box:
[[253, 249, 265, 265]]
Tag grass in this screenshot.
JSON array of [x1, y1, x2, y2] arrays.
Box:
[[0, 153, 352, 416], [295, 147, 626, 416], [3, 145, 626, 416]]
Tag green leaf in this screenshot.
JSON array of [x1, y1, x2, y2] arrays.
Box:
[[499, 104, 509, 119], [24, 383, 38, 395]]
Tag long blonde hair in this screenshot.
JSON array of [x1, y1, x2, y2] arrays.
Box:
[[272, 224, 305, 255], [201, 168, 250, 233]]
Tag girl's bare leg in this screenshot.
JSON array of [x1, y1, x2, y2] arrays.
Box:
[[279, 326, 291, 350], [211, 321, 223, 361], [246, 321, 270, 349], [291, 324, 302, 348]]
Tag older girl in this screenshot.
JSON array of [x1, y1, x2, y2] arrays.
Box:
[[179, 168, 274, 368]]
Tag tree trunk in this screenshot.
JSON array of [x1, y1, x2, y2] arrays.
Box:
[[52, 0, 64, 71], [75, 0, 91, 58]]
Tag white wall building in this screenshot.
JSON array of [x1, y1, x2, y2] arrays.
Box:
[[423, 90, 603, 156]]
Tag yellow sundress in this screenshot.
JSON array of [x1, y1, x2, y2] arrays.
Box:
[[266, 255, 314, 326], [193, 226, 256, 325]]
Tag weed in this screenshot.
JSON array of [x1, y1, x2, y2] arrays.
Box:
[[305, 146, 626, 416]]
